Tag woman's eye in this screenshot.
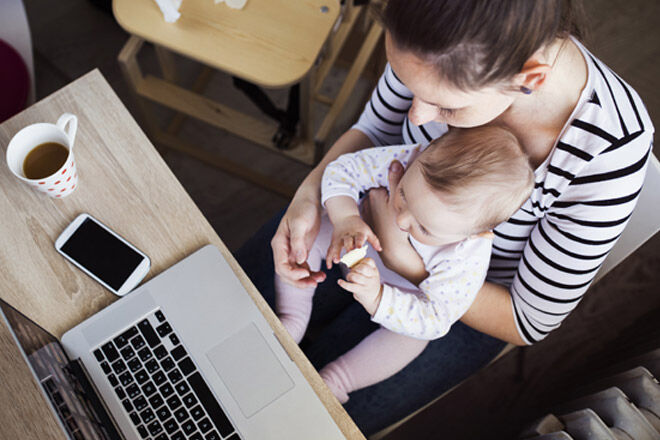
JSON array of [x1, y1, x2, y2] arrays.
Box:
[[438, 107, 456, 116]]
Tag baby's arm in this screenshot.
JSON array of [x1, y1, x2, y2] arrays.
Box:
[[321, 144, 422, 267], [372, 237, 493, 340], [321, 143, 421, 204], [325, 196, 381, 268]]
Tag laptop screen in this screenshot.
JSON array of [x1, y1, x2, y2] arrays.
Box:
[[0, 298, 121, 440]]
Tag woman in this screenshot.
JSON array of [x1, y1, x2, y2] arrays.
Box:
[[237, 0, 654, 434]]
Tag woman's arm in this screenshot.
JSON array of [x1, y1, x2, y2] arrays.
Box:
[[272, 129, 374, 288], [273, 62, 414, 287], [460, 282, 526, 345]]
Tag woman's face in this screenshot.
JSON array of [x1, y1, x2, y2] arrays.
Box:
[[386, 33, 517, 128]]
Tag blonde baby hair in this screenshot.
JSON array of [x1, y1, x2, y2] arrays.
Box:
[[418, 125, 534, 232]]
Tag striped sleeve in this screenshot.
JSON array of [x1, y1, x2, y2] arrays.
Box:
[[511, 139, 651, 344], [352, 63, 413, 146], [489, 42, 655, 345]]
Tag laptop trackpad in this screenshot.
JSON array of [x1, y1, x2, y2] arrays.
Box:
[[206, 323, 294, 418]]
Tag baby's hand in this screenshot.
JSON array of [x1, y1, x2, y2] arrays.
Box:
[[337, 258, 383, 316], [326, 215, 382, 269]]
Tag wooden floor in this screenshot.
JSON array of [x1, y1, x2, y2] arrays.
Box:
[[18, 0, 660, 438]]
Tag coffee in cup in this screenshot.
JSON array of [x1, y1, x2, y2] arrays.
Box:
[[23, 142, 69, 180], [6, 113, 79, 198]]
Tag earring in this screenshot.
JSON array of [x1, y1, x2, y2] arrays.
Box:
[[520, 86, 532, 95]]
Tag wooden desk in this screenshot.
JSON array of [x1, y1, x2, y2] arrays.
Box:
[[0, 70, 364, 440], [0, 317, 67, 440]]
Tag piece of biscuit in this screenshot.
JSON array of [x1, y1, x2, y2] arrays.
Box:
[[340, 245, 368, 268]]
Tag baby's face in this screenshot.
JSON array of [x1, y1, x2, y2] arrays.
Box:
[[392, 161, 477, 246]]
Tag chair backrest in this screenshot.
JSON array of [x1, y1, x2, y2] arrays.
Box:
[[593, 152, 660, 284]]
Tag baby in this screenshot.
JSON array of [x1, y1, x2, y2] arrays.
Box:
[[275, 126, 534, 403]]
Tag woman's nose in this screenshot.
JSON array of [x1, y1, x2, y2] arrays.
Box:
[[408, 97, 439, 126]]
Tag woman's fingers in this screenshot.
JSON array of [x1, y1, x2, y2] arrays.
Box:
[[297, 261, 326, 284], [308, 269, 327, 285], [270, 195, 325, 288], [272, 220, 327, 288], [272, 228, 309, 279], [284, 261, 326, 288], [289, 221, 309, 265], [280, 263, 311, 280]]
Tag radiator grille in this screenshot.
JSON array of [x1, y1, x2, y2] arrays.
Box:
[[520, 350, 660, 440]]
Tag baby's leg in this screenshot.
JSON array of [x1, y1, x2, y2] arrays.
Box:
[[319, 328, 428, 403], [275, 215, 333, 344], [274, 275, 315, 344]]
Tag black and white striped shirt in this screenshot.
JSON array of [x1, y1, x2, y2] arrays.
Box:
[[352, 39, 654, 344]]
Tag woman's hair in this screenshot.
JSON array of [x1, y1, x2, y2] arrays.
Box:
[[418, 126, 534, 231], [374, 0, 585, 90]]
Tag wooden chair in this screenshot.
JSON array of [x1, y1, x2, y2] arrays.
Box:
[[114, 0, 384, 198]]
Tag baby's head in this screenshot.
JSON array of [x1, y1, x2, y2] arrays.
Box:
[[393, 126, 534, 245]]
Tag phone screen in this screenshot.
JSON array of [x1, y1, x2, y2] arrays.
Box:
[[59, 218, 145, 291]]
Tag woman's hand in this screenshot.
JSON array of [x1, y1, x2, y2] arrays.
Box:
[[363, 161, 428, 285], [271, 193, 327, 289], [271, 129, 375, 289]]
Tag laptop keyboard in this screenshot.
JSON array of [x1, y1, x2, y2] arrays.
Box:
[[92, 310, 240, 440]]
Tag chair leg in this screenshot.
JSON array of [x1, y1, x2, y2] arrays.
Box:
[[154, 45, 178, 84], [117, 36, 160, 139], [314, 21, 383, 151]]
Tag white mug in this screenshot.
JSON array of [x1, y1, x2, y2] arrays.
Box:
[[6, 113, 79, 198]]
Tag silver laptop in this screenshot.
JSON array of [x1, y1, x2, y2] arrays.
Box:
[[1, 245, 345, 440]]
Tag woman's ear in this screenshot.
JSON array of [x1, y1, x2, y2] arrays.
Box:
[[513, 60, 553, 93]]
